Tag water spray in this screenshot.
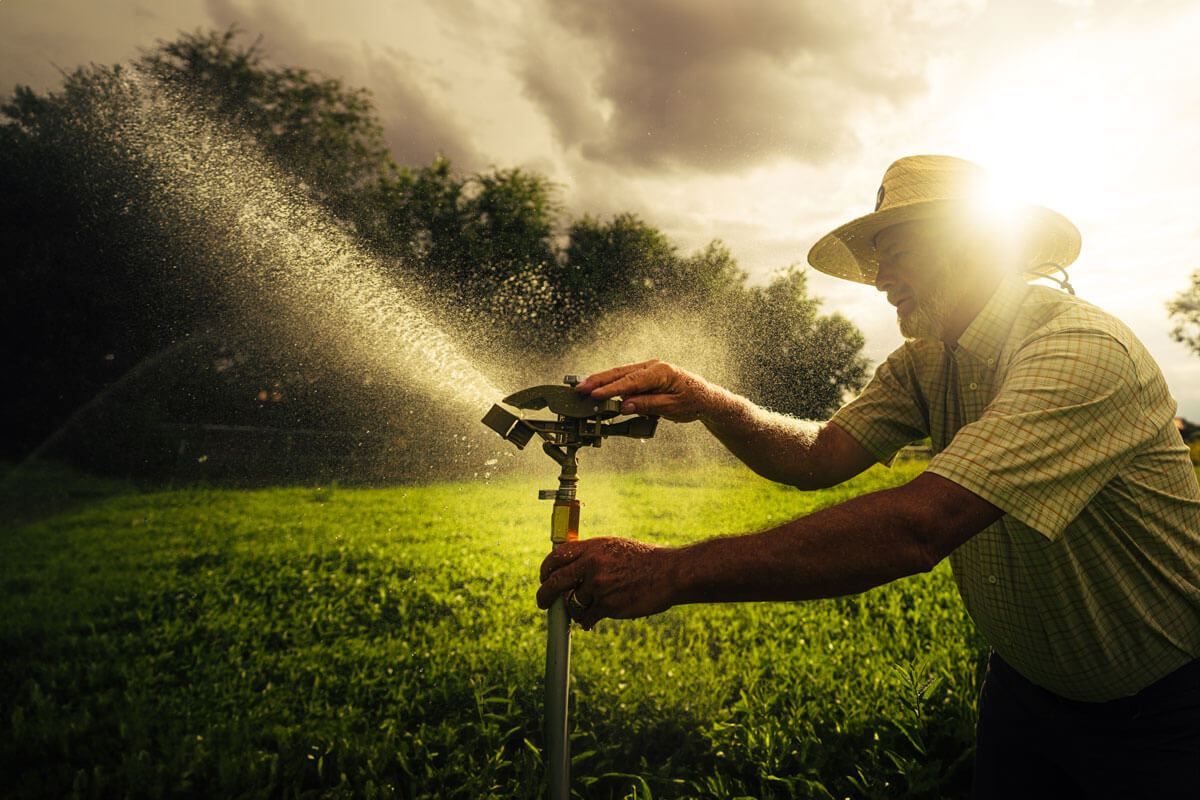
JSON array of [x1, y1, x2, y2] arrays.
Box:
[[482, 376, 658, 800]]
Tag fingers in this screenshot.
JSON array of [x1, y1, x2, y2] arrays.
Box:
[[574, 360, 663, 399], [575, 360, 710, 421], [536, 542, 585, 609], [564, 589, 598, 629], [570, 594, 602, 631], [613, 392, 684, 418], [539, 543, 601, 630], [539, 540, 583, 582]]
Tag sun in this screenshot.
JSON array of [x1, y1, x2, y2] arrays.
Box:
[[944, 38, 1159, 228]]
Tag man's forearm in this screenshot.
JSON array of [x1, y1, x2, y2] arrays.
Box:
[[698, 386, 857, 489], [575, 360, 871, 489], [536, 473, 1002, 626], [665, 484, 936, 605], [664, 470, 1004, 606]]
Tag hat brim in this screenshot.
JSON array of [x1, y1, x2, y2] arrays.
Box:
[[806, 200, 1081, 285]]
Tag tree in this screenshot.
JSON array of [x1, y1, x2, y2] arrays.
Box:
[[564, 213, 683, 313], [557, 211, 706, 353], [0, 65, 199, 458], [1168, 274, 1200, 356], [138, 27, 397, 224], [679, 240, 750, 305], [0, 30, 410, 460], [723, 267, 870, 419], [367, 156, 566, 353]]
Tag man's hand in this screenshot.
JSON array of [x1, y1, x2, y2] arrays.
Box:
[[574, 360, 721, 422], [537, 537, 676, 630]]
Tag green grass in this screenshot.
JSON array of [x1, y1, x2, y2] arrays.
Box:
[[0, 458, 987, 799]]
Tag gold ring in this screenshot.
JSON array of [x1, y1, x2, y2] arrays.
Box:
[[567, 590, 591, 612]]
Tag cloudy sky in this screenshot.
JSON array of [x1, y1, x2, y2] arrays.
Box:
[[6, 0, 1200, 416]]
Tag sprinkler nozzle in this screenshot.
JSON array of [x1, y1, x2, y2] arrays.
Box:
[[481, 404, 536, 449]]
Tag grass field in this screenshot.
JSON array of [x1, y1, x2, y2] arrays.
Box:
[[1, 458, 988, 799]]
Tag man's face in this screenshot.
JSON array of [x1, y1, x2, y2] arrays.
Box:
[[873, 219, 963, 341]]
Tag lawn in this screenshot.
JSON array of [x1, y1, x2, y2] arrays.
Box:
[[0, 458, 987, 799]]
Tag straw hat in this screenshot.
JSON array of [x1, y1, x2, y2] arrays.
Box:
[[806, 155, 1081, 286]]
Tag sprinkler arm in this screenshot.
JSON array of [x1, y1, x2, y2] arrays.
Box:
[[503, 384, 622, 419]]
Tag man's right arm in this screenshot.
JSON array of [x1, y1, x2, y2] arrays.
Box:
[[575, 360, 877, 490]]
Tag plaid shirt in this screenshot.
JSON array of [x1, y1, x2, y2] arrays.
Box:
[[832, 276, 1200, 701]]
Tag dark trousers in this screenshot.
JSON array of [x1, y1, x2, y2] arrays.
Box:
[[972, 650, 1200, 799]]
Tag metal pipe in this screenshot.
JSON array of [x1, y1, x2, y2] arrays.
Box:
[[544, 571, 571, 800], [544, 455, 579, 800]]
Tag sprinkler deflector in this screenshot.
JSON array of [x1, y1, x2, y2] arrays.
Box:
[[482, 376, 658, 800], [482, 379, 658, 456]]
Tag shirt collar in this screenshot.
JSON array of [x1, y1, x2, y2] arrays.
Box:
[[955, 275, 1030, 362]]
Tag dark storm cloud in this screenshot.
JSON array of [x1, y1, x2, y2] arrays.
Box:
[[526, 0, 930, 174], [517, 45, 605, 150], [360, 45, 489, 171], [203, 0, 485, 169]]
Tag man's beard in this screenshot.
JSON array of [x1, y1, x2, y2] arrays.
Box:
[[898, 267, 957, 341]]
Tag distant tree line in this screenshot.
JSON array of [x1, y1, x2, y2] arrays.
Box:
[[0, 28, 869, 467]]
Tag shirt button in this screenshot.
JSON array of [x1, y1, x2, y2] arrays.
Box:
[[969, 381, 979, 390], [987, 574, 998, 585], [986, 358, 995, 367]]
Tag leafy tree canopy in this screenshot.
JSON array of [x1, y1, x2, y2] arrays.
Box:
[[139, 27, 396, 221]]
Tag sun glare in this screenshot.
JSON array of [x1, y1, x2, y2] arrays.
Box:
[[946, 38, 1161, 228]]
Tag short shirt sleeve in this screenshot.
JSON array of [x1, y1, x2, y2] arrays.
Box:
[[926, 330, 1157, 540], [831, 346, 931, 465]]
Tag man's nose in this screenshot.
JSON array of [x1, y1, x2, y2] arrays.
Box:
[[874, 260, 895, 292]]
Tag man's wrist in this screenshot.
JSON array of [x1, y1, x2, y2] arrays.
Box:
[[697, 384, 746, 430], [660, 541, 714, 607], [656, 544, 691, 608]]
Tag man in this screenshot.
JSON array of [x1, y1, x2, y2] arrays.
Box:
[[536, 155, 1200, 797]]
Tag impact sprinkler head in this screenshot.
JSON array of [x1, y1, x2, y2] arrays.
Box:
[[481, 375, 659, 466], [482, 376, 660, 800]]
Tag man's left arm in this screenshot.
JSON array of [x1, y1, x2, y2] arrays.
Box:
[[537, 472, 1002, 628]]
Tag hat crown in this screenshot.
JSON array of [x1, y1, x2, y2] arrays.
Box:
[[875, 155, 988, 213], [807, 153, 1080, 286]]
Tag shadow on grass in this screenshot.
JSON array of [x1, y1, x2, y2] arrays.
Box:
[[0, 460, 141, 527]]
